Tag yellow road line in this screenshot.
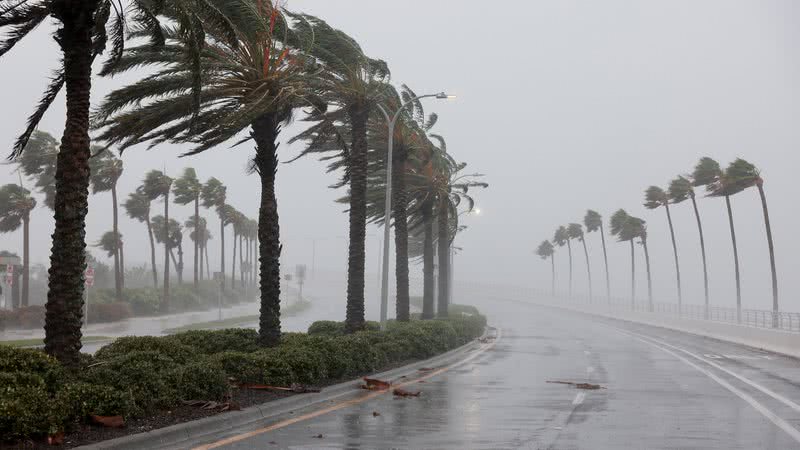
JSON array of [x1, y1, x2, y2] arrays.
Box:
[[194, 330, 501, 450]]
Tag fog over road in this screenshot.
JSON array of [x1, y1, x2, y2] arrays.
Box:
[[188, 298, 800, 450]]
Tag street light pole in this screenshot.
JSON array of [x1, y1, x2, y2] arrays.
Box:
[[376, 92, 454, 330]]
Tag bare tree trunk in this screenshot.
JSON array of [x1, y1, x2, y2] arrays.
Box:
[[393, 150, 411, 322], [220, 216, 225, 290], [664, 203, 682, 314], [437, 202, 449, 318], [111, 185, 121, 298], [630, 240, 636, 309], [119, 242, 125, 290], [421, 199, 435, 319], [725, 195, 742, 323], [146, 214, 158, 287], [550, 253, 555, 297], [162, 190, 170, 312], [581, 238, 592, 302], [689, 192, 710, 319], [205, 244, 210, 279], [232, 229, 237, 289], [599, 223, 610, 302], [642, 239, 653, 312], [756, 180, 779, 328], [22, 214, 30, 307], [566, 239, 573, 299], [193, 196, 199, 291], [345, 105, 368, 332]]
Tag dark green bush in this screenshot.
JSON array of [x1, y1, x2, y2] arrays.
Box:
[[210, 351, 262, 384], [171, 360, 229, 401], [88, 302, 133, 323], [168, 328, 259, 354], [94, 336, 196, 363], [56, 382, 134, 424], [121, 287, 161, 316], [0, 346, 63, 388], [251, 350, 296, 386], [0, 384, 62, 441], [307, 320, 344, 336], [270, 346, 327, 385], [0, 371, 45, 389]]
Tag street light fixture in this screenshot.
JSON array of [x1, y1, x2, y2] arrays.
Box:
[[376, 91, 455, 330]]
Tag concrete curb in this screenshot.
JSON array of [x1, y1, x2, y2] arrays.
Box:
[[77, 329, 490, 450]]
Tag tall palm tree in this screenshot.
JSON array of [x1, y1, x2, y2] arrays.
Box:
[[16, 131, 58, 210], [288, 13, 391, 333], [584, 210, 610, 301], [172, 168, 203, 290], [123, 189, 158, 287], [669, 175, 710, 318], [2, 0, 226, 368], [201, 178, 227, 289], [94, 231, 123, 285], [567, 223, 591, 301], [693, 157, 744, 321], [610, 209, 636, 307], [229, 209, 246, 289], [644, 186, 682, 311], [0, 184, 36, 307], [185, 216, 208, 282], [536, 240, 555, 296], [553, 226, 571, 298], [627, 215, 652, 311], [152, 216, 184, 284], [95, 2, 310, 346], [142, 170, 173, 311], [89, 149, 124, 297], [722, 158, 779, 326]]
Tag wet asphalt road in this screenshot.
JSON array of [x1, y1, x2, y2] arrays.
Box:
[[191, 299, 800, 450]]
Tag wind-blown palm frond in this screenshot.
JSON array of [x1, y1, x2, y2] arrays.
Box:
[[536, 240, 554, 260], [584, 210, 602, 233]]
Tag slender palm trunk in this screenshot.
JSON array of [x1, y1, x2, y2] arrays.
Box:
[[22, 213, 30, 307], [756, 180, 779, 327], [689, 192, 710, 319], [44, 0, 100, 367], [119, 242, 125, 290], [219, 216, 226, 290], [193, 196, 199, 290], [437, 202, 449, 318], [232, 229, 237, 289], [169, 248, 178, 275], [550, 253, 555, 297], [177, 242, 183, 285], [581, 238, 592, 302], [421, 199, 435, 319], [663, 203, 682, 313], [566, 239, 573, 298], [162, 191, 170, 311], [629, 240, 636, 308], [205, 244, 210, 279], [111, 185, 121, 298], [252, 113, 282, 346], [642, 239, 653, 311], [393, 147, 411, 322], [146, 214, 158, 287], [238, 234, 244, 287], [199, 237, 204, 281], [345, 105, 368, 332], [725, 195, 742, 323], [599, 224, 611, 302]]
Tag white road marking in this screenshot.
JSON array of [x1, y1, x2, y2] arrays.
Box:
[[621, 332, 800, 444], [572, 392, 586, 406]]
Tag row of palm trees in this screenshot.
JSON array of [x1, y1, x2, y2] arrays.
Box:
[[2, 0, 485, 366], [536, 157, 778, 324]]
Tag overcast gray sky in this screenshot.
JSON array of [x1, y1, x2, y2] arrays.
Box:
[[1, 0, 799, 312]]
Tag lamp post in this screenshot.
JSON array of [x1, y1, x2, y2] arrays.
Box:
[[376, 92, 454, 329]]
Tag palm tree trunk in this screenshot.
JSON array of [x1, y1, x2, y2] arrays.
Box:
[[421, 199, 435, 319], [345, 105, 368, 332], [146, 214, 158, 287], [756, 180, 779, 327], [252, 113, 282, 347], [44, 2, 100, 366], [689, 192, 710, 319], [630, 240, 636, 308], [566, 239, 573, 299], [393, 148, 411, 322], [193, 196, 199, 290], [169, 248, 178, 275], [22, 213, 30, 307], [599, 223, 611, 302], [232, 229, 237, 289], [664, 203, 682, 314], [162, 191, 170, 312], [177, 242, 184, 285], [437, 202, 449, 318], [725, 195, 742, 323], [111, 185, 121, 298], [205, 243, 210, 279], [642, 239, 653, 312], [550, 253, 555, 297], [119, 242, 125, 290], [219, 216, 226, 290], [199, 237, 204, 281], [581, 238, 592, 302], [238, 234, 244, 288]]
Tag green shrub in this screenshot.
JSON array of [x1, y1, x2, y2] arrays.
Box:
[[88, 302, 133, 323], [94, 336, 196, 363], [332, 333, 387, 375], [86, 351, 181, 414], [209, 351, 262, 384], [168, 329, 259, 354], [121, 287, 161, 316], [0, 306, 46, 330], [252, 350, 296, 386], [56, 382, 134, 424], [171, 286, 203, 312], [171, 360, 229, 401], [307, 320, 344, 336], [0, 384, 63, 441], [90, 288, 118, 305], [0, 371, 45, 389], [270, 346, 327, 385], [0, 346, 63, 389]]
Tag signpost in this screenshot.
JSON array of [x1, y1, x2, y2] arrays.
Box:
[[295, 264, 307, 301], [84, 267, 94, 326]]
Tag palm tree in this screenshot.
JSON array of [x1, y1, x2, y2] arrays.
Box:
[[185, 215, 208, 281], [201, 178, 227, 289], [288, 13, 391, 333], [693, 157, 743, 321], [0, 184, 36, 307], [123, 189, 158, 287], [722, 158, 779, 326], [553, 226, 571, 298], [172, 168, 203, 290], [229, 209, 246, 289], [94, 231, 123, 282], [567, 223, 591, 302], [644, 186, 682, 312], [16, 131, 58, 210], [152, 216, 184, 284], [584, 210, 610, 301], [94, 2, 310, 347], [610, 209, 636, 307], [89, 149, 124, 297], [669, 175, 710, 318], [1, 0, 227, 368], [627, 215, 652, 311], [142, 170, 173, 311], [536, 240, 555, 296]]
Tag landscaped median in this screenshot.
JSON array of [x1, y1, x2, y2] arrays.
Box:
[[0, 306, 486, 448]]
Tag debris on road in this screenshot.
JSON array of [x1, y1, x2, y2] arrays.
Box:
[[372, 411, 381, 417], [418, 367, 435, 372], [361, 378, 391, 390], [547, 380, 604, 390], [393, 388, 421, 397], [181, 400, 241, 411], [240, 383, 320, 393], [313, 433, 324, 439], [479, 336, 496, 343]]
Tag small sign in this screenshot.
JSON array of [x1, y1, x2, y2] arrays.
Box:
[[4, 274, 12, 286], [6, 265, 13, 274], [85, 267, 94, 277], [84, 267, 94, 287], [85, 277, 94, 287]]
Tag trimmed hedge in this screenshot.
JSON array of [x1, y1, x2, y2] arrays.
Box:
[[1, 306, 485, 443]]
